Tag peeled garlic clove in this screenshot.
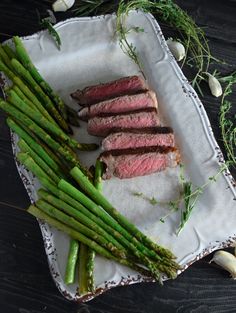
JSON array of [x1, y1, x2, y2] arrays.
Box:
[[166, 38, 186, 62], [52, 0, 75, 12], [210, 250, 236, 279], [207, 73, 223, 97]]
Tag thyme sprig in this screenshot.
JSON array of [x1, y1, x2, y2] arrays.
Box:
[[132, 191, 158, 205], [218, 72, 236, 168]]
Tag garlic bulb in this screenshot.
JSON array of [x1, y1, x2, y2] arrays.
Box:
[[210, 250, 236, 279], [166, 38, 186, 62], [52, 0, 75, 12], [207, 73, 222, 97]]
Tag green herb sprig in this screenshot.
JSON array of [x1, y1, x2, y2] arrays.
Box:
[[218, 72, 236, 168], [40, 19, 61, 50]]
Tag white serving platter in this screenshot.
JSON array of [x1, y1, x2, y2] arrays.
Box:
[[2, 11, 236, 302]]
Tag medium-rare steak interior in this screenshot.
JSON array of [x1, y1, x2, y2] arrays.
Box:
[[72, 75, 180, 179], [71, 75, 148, 105], [99, 147, 180, 179], [87, 109, 160, 137], [78, 91, 158, 120]]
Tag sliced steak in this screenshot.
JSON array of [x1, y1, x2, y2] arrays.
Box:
[[78, 91, 158, 120], [71, 75, 148, 105], [100, 146, 180, 179], [102, 128, 174, 150], [87, 109, 160, 137]]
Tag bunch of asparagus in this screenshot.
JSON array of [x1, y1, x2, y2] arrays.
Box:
[[0, 37, 180, 293], [0, 37, 98, 293]]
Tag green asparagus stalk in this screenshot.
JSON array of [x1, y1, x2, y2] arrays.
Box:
[[28, 205, 153, 278], [36, 199, 127, 259], [94, 159, 103, 192], [0, 58, 57, 124], [2, 44, 17, 60], [39, 177, 136, 253], [86, 246, 95, 293], [10, 84, 57, 124], [7, 90, 79, 149], [13, 36, 68, 119], [58, 179, 174, 277], [10, 58, 70, 133], [0, 100, 78, 165], [66, 106, 80, 127], [78, 244, 90, 295], [18, 140, 60, 184], [7, 118, 68, 176], [64, 239, 79, 285], [59, 177, 165, 262], [70, 166, 176, 260], [37, 189, 126, 252], [0, 45, 15, 72], [17, 153, 56, 185], [85, 161, 104, 293], [0, 59, 15, 80], [11, 85, 35, 109]]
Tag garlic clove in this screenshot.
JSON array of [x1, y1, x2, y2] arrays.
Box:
[[207, 73, 223, 97], [166, 38, 186, 62], [52, 0, 75, 12], [210, 250, 236, 279]]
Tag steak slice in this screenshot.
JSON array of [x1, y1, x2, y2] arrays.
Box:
[[87, 109, 160, 137], [71, 75, 148, 105], [99, 146, 180, 179], [78, 91, 158, 121], [102, 127, 174, 150]]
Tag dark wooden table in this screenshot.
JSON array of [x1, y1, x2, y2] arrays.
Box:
[[1, 1, 236, 312]]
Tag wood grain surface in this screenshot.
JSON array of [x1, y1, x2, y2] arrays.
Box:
[[0, 1, 236, 312]]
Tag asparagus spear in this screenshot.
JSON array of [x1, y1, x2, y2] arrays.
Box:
[[58, 179, 175, 277], [0, 59, 58, 124], [11, 85, 35, 109], [36, 199, 127, 260], [0, 45, 15, 72], [70, 166, 176, 260], [85, 160, 104, 293], [64, 239, 79, 285], [10, 84, 57, 124], [2, 44, 17, 60], [17, 153, 56, 185], [94, 159, 103, 192], [7, 90, 80, 149], [18, 139, 60, 184], [59, 178, 165, 262], [86, 246, 95, 293], [10, 58, 71, 133], [7, 118, 68, 176], [13, 36, 67, 119], [0, 100, 78, 165], [78, 243, 90, 295], [28, 205, 152, 278], [37, 189, 126, 252]]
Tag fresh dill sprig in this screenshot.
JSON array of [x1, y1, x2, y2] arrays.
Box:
[[218, 71, 236, 168]]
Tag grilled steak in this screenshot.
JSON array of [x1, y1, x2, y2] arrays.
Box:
[[87, 109, 160, 137], [78, 91, 158, 120], [71, 75, 148, 105], [100, 146, 180, 179], [102, 127, 174, 150]]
